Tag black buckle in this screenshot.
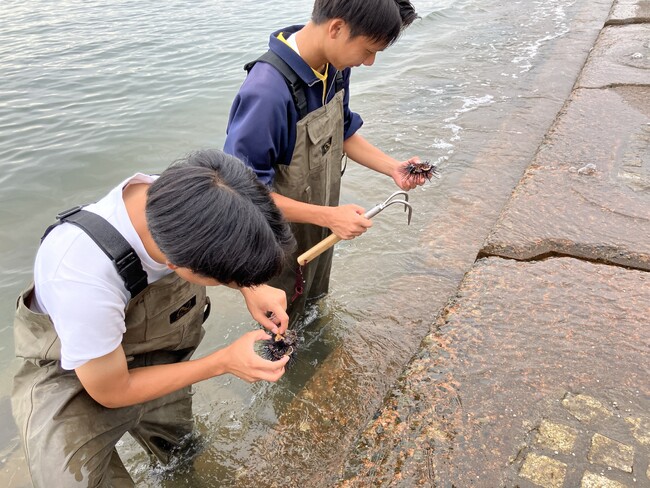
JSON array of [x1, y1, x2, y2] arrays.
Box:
[[56, 205, 84, 220], [116, 251, 148, 296], [116, 250, 138, 269]]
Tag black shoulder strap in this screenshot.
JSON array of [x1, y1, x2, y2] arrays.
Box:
[[41, 206, 149, 298], [334, 69, 344, 94], [244, 51, 347, 120], [245, 50, 309, 119]]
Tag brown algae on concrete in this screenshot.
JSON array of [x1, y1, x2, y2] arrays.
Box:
[[338, 257, 650, 486]]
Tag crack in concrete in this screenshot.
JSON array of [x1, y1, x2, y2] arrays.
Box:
[[476, 247, 649, 272]]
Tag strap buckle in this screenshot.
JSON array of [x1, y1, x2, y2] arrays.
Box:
[[56, 205, 84, 220], [116, 251, 148, 296]]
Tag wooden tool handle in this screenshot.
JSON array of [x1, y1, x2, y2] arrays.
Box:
[[297, 233, 342, 265]]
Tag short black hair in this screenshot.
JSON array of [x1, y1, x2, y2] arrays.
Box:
[[146, 149, 295, 287], [312, 0, 418, 46]]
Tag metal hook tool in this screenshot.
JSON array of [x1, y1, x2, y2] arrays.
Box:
[[297, 190, 413, 265], [364, 190, 412, 222]]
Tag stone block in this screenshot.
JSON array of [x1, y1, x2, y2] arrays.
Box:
[[482, 87, 650, 271], [581, 471, 628, 488], [624, 416, 650, 445], [536, 420, 579, 454], [520, 453, 567, 488], [587, 433, 635, 473], [562, 394, 612, 423], [577, 24, 650, 88], [608, 0, 650, 25]]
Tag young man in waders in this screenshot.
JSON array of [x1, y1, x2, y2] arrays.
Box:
[[11, 149, 295, 487], [224, 0, 425, 322]]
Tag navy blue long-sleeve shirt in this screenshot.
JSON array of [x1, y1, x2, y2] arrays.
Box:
[[224, 25, 363, 186]]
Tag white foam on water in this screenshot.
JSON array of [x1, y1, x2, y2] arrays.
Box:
[[511, 0, 574, 73]]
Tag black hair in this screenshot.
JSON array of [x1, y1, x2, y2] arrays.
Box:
[[395, 0, 419, 27], [312, 0, 418, 46], [146, 149, 296, 288]]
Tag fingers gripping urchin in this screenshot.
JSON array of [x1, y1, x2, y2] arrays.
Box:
[[259, 329, 300, 367], [399, 160, 440, 183]]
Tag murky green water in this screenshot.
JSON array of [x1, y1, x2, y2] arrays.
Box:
[[0, 0, 610, 485]]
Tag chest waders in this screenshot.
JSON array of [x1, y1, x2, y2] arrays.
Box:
[[245, 51, 345, 322], [11, 208, 210, 488]]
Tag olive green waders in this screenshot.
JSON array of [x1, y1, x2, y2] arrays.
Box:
[[11, 274, 209, 487], [269, 89, 345, 322]]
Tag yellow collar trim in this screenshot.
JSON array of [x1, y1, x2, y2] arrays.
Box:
[[277, 32, 328, 82]]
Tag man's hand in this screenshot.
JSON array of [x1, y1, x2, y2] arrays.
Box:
[[241, 285, 289, 334], [324, 204, 373, 240], [219, 329, 290, 383], [392, 157, 428, 191], [76, 331, 290, 409]]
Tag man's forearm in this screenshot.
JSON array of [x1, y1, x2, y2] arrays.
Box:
[[271, 192, 333, 226], [76, 346, 226, 409], [343, 132, 399, 176], [118, 355, 224, 407]]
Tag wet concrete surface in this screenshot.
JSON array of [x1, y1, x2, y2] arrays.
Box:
[[608, 0, 650, 25], [191, 274, 449, 488], [212, 3, 623, 487], [482, 4, 650, 272], [339, 3, 650, 487], [577, 23, 650, 88], [481, 86, 650, 271], [339, 257, 649, 487]]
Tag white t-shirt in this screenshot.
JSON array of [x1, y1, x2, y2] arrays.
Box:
[[33, 173, 172, 370], [285, 33, 300, 55]]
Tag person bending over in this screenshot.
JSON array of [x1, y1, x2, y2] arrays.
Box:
[[12, 148, 295, 487]]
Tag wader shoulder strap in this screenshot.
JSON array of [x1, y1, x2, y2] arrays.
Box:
[[41, 206, 148, 297], [334, 70, 344, 95], [244, 50, 344, 120], [245, 50, 308, 119]]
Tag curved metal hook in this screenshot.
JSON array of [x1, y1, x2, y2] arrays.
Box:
[[297, 190, 415, 265], [383, 190, 409, 205], [364, 190, 413, 224], [382, 199, 413, 225]]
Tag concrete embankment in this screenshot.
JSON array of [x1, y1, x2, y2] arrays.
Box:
[[338, 1, 650, 487]]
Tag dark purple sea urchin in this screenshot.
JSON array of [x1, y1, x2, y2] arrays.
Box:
[[260, 329, 299, 366], [399, 159, 440, 183]]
